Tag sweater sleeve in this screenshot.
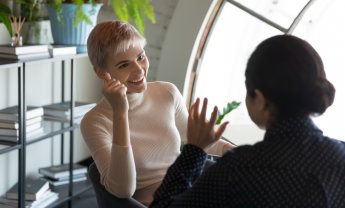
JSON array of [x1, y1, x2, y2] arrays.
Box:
[[80, 108, 136, 198], [165, 82, 235, 155], [175, 111, 235, 156], [165, 82, 188, 144]]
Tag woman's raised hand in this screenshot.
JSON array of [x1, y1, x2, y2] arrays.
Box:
[[102, 72, 129, 112], [187, 98, 229, 151]]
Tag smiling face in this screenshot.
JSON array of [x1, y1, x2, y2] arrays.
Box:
[[98, 46, 149, 94]]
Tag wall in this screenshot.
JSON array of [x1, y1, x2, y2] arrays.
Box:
[[157, 0, 214, 94]]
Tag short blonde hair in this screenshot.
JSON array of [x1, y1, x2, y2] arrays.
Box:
[[87, 20, 146, 69]]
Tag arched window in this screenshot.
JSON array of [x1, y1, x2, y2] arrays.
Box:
[[186, 0, 345, 145]]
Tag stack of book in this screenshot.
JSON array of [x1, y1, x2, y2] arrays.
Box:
[[0, 178, 59, 208], [43, 101, 96, 124], [0, 106, 44, 144], [39, 163, 88, 187], [0, 45, 50, 61], [49, 45, 77, 57]]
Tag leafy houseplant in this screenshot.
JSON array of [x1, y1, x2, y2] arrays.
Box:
[[49, 0, 156, 52], [180, 100, 241, 151], [0, 0, 156, 39], [50, 0, 156, 35], [216, 101, 241, 124]]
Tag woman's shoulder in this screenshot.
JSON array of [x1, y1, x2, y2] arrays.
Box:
[[148, 81, 180, 96], [81, 98, 112, 126], [148, 81, 178, 90]]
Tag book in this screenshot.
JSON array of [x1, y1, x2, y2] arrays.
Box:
[[0, 116, 42, 129], [0, 45, 49, 55], [43, 101, 95, 118], [0, 52, 50, 60], [42, 174, 87, 186], [38, 163, 88, 180], [0, 122, 42, 136], [43, 115, 84, 124], [43, 172, 87, 182], [49, 45, 77, 57], [43, 101, 96, 112], [0, 106, 44, 122], [0, 127, 44, 143], [5, 178, 50, 201], [0, 190, 59, 208]]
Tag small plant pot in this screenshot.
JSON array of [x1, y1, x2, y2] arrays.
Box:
[[22, 20, 54, 45], [47, 3, 102, 53]]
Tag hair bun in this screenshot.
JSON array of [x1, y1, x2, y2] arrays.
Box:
[[304, 78, 335, 115]]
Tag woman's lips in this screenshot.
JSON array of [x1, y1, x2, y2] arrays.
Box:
[[127, 77, 144, 85]]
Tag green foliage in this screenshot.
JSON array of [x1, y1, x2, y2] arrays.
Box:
[[216, 101, 241, 125], [15, 0, 47, 22], [109, 0, 156, 34], [51, 0, 156, 34], [0, 2, 12, 37], [73, 0, 93, 27], [0, 0, 156, 37]]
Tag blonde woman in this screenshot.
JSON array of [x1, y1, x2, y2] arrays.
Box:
[[81, 20, 235, 207]]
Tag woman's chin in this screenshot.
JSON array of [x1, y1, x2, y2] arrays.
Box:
[[127, 83, 147, 93]]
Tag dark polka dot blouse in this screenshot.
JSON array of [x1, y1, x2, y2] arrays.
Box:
[[150, 117, 345, 208]]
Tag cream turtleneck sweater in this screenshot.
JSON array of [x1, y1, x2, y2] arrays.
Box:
[[81, 81, 230, 205]]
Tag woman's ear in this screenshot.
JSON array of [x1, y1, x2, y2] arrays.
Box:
[[254, 89, 267, 111], [94, 67, 105, 80]]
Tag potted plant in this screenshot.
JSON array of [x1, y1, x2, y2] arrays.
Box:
[[52, 0, 157, 52], [0, 0, 52, 44], [49, 0, 156, 35], [0, 0, 156, 48], [20, 0, 54, 44]]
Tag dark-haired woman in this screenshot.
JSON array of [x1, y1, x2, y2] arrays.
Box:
[[149, 35, 345, 208]]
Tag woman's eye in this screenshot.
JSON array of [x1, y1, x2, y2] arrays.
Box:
[[138, 54, 146, 61], [119, 63, 129, 69]]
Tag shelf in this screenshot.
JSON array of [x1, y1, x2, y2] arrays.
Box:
[[0, 60, 22, 69], [26, 120, 80, 145], [0, 120, 80, 155], [0, 53, 88, 67], [0, 50, 88, 208], [24, 53, 88, 66]]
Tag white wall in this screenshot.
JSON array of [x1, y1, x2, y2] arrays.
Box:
[[157, 0, 214, 94]]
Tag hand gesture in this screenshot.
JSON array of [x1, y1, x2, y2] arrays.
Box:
[[187, 98, 229, 150], [102, 73, 129, 112]]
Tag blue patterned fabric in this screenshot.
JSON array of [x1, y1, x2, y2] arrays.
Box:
[[150, 117, 345, 208]]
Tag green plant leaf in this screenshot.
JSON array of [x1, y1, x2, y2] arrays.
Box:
[[73, 0, 92, 26], [128, 0, 144, 34], [111, 0, 128, 21], [48, 0, 156, 33], [143, 1, 156, 24], [0, 2, 13, 37], [216, 101, 241, 124]]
